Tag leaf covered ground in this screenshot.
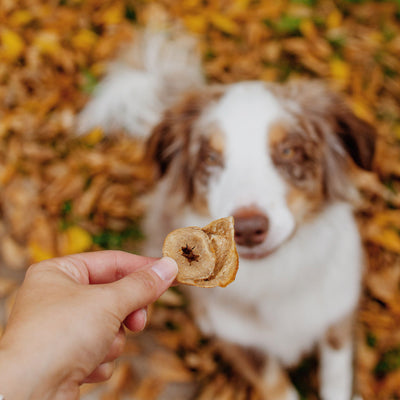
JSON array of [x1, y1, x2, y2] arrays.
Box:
[[1, 0, 400, 398]]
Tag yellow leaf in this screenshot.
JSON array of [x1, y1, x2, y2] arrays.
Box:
[[326, 9, 342, 30], [90, 62, 106, 77], [72, 29, 98, 51], [29, 242, 55, 263], [81, 127, 104, 145], [261, 67, 279, 82], [62, 226, 93, 255], [351, 98, 374, 124], [369, 229, 400, 254], [299, 19, 317, 39], [368, 211, 400, 254], [34, 31, 61, 56], [9, 10, 33, 27], [231, 0, 251, 12], [373, 210, 400, 227], [210, 13, 240, 35], [101, 5, 124, 25], [184, 15, 207, 34], [182, 0, 201, 9], [330, 58, 350, 84], [0, 29, 25, 61]]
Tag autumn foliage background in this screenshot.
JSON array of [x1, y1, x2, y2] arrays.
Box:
[[1, 0, 400, 399]]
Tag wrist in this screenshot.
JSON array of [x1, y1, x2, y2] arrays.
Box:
[[0, 345, 31, 400], [0, 342, 63, 400]]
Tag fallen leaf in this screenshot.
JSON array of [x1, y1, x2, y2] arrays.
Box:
[[0, 29, 25, 61], [72, 29, 98, 52], [60, 225, 93, 255]]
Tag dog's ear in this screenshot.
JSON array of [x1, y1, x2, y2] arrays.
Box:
[[282, 80, 376, 171], [146, 89, 221, 178], [316, 84, 377, 200], [281, 80, 377, 200], [327, 96, 376, 171], [316, 86, 377, 201]]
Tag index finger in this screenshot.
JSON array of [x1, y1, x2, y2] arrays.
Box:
[[58, 250, 158, 284]]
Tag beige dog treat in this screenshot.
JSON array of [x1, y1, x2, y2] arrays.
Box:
[[162, 217, 239, 288]]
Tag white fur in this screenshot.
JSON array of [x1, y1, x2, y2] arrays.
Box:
[[202, 83, 296, 256], [80, 34, 364, 400], [179, 84, 363, 369], [319, 340, 354, 400], [186, 202, 362, 366], [78, 29, 204, 136]]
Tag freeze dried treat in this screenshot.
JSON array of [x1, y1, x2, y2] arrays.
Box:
[[162, 217, 239, 288]]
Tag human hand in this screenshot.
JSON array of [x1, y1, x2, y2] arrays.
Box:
[[0, 251, 178, 400]]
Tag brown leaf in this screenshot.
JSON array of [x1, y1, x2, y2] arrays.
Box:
[[149, 350, 192, 383]]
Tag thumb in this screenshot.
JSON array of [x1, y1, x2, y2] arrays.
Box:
[[105, 257, 178, 321]]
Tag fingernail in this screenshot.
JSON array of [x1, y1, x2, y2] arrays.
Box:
[[138, 308, 147, 329], [151, 257, 178, 281]]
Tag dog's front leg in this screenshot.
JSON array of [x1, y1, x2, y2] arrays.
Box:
[[319, 315, 354, 400], [262, 358, 299, 400]]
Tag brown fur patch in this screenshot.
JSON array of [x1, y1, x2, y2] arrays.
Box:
[[268, 123, 287, 146], [326, 314, 354, 350], [146, 87, 224, 214], [208, 128, 225, 154], [269, 80, 376, 171], [269, 121, 326, 221], [286, 188, 324, 223], [269, 81, 377, 203], [270, 130, 324, 193], [190, 130, 225, 214], [263, 358, 296, 400]]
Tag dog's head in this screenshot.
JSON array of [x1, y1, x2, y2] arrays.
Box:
[[147, 81, 376, 259]]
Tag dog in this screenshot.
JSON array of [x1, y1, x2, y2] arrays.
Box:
[[79, 30, 376, 400]]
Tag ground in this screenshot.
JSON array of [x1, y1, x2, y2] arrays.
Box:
[[0, 0, 400, 399]]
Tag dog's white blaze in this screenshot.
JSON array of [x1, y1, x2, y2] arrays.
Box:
[[206, 82, 296, 252]]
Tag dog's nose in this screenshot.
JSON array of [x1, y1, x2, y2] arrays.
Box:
[[233, 208, 269, 248]]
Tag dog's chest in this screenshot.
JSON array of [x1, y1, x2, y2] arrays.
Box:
[[187, 203, 363, 366]]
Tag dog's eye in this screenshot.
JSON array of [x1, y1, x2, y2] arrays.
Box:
[[205, 150, 222, 166], [280, 146, 297, 159]]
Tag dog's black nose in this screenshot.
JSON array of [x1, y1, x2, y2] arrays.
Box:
[[233, 208, 269, 248]]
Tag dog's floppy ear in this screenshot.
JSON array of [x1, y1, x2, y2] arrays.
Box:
[[283, 80, 376, 171], [146, 89, 221, 178], [328, 96, 376, 171], [281, 80, 377, 200]]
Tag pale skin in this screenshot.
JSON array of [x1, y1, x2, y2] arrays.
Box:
[[0, 251, 178, 400]]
